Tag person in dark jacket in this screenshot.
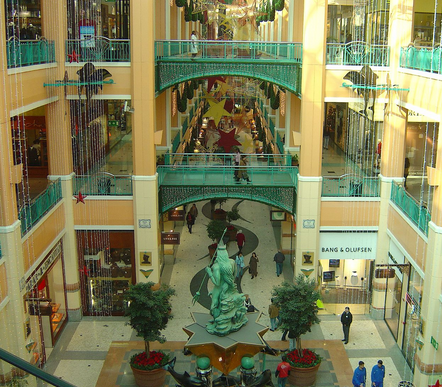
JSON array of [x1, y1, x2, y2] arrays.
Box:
[[186, 212, 194, 233], [273, 250, 285, 277], [236, 230, 245, 253], [249, 252, 259, 279], [341, 306, 353, 344]]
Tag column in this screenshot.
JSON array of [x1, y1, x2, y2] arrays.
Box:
[[295, 0, 326, 278]]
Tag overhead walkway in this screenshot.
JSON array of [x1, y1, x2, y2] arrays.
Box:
[[155, 40, 302, 95], [157, 153, 298, 214]]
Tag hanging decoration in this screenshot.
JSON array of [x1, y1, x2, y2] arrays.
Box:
[[172, 90, 177, 116], [280, 91, 286, 116], [76, 62, 113, 101], [204, 99, 232, 126], [216, 128, 241, 152], [67, 50, 81, 63], [74, 192, 87, 204]]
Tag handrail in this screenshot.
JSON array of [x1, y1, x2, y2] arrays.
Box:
[[326, 41, 389, 66], [0, 347, 77, 387], [399, 45, 442, 74], [164, 153, 291, 166], [65, 37, 130, 62], [6, 38, 56, 68], [73, 173, 133, 195], [155, 40, 302, 63], [322, 174, 380, 197]]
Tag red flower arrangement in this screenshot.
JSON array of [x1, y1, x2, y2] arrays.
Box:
[[286, 349, 321, 368], [130, 350, 169, 371], [209, 243, 218, 249], [226, 225, 236, 231], [214, 208, 226, 214]]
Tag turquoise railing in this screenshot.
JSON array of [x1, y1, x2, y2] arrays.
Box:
[[19, 179, 62, 236], [0, 347, 76, 387], [158, 164, 298, 188], [7, 38, 56, 68], [155, 40, 302, 63], [322, 174, 380, 197], [164, 153, 291, 166], [400, 45, 442, 74], [276, 132, 284, 154], [391, 182, 431, 236], [172, 132, 181, 153], [326, 42, 389, 66], [65, 37, 130, 62], [181, 117, 189, 137], [73, 173, 132, 195]]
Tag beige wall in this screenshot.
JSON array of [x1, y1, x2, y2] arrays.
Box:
[[320, 201, 380, 227], [73, 199, 134, 226], [0, 263, 7, 303]]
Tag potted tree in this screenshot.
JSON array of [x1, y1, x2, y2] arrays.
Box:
[[212, 199, 227, 220], [124, 282, 176, 387], [226, 208, 240, 241], [272, 275, 321, 387], [207, 219, 227, 257], [291, 154, 299, 166]]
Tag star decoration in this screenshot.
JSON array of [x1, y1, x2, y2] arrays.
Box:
[[183, 312, 268, 374], [79, 265, 90, 276], [216, 128, 241, 152], [213, 80, 232, 96], [237, 132, 254, 153], [430, 381, 441, 387], [204, 99, 232, 126], [205, 128, 221, 148], [237, 0, 265, 31], [68, 50, 81, 63], [74, 191, 87, 204], [207, 76, 226, 92]]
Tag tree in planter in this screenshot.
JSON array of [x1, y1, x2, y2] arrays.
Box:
[[272, 275, 320, 353], [226, 208, 240, 224], [207, 219, 227, 243], [124, 282, 176, 357]]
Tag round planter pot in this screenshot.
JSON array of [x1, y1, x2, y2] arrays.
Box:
[[213, 212, 227, 220], [131, 366, 167, 387], [288, 363, 321, 387]]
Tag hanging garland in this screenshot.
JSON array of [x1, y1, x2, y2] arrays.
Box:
[[177, 89, 188, 113], [274, 0, 285, 12], [175, 0, 186, 7], [186, 81, 194, 100], [270, 89, 280, 110]]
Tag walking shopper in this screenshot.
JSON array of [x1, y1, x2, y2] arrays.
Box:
[[268, 299, 279, 331], [186, 212, 194, 233], [249, 252, 259, 279], [371, 360, 385, 387], [341, 306, 353, 344], [352, 361, 366, 387], [190, 31, 198, 58], [235, 252, 244, 280], [189, 203, 198, 221], [236, 230, 245, 253], [273, 250, 285, 277], [275, 355, 291, 387]]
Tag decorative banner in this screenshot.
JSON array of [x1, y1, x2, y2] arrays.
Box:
[[301, 268, 314, 277], [140, 252, 152, 266], [302, 251, 314, 266], [140, 269, 154, 279], [161, 232, 181, 245]]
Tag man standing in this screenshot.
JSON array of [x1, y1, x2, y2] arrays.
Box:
[[189, 204, 198, 222], [273, 250, 285, 277], [352, 361, 366, 387], [268, 298, 279, 331], [235, 252, 244, 280], [371, 360, 385, 387], [341, 306, 352, 344], [236, 230, 245, 253], [275, 355, 291, 387]]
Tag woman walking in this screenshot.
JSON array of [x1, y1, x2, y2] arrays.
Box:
[[249, 252, 259, 279]]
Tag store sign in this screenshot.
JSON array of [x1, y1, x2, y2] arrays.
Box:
[[319, 231, 377, 260], [168, 209, 185, 221], [161, 232, 180, 245], [108, 120, 119, 126], [431, 336, 439, 350], [19, 243, 62, 292]]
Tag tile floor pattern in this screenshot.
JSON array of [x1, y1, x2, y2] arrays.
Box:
[[44, 200, 414, 387]]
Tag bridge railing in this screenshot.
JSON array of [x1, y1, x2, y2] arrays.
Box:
[[158, 164, 298, 187], [400, 45, 442, 74], [7, 38, 56, 68], [155, 40, 302, 63], [322, 174, 380, 197], [73, 173, 133, 195], [164, 153, 292, 166], [0, 347, 76, 387], [65, 37, 130, 62], [326, 42, 389, 66], [391, 181, 431, 235]]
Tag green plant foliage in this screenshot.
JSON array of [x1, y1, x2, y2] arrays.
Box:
[[275, 0, 285, 12], [177, 89, 187, 113], [260, 81, 267, 90], [186, 81, 194, 100], [185, 2, 191, 22], [175, 0, 186, 7], [191, 0, 198, 21], [269, 4, 276, 21], [226, 208, 240, 223], [207, 219, 227, 242], [124, 282, 176, 352], [272, 275, 320, 351], [267, 83, 274, 99]]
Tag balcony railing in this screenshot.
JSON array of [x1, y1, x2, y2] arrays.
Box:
[[73, 173, 133, 195], [7, 38, 56, 68], [19, 179, 63, 236], [164, 153, 292, 166], [326, 42, 389, 66], [391, 181, 431, 236], [65, 37, 130, 62], [322, 174, 380, 197], [0, 347, 76, 387], [400, 45, 442, 74], [155, 40, 302, 63]]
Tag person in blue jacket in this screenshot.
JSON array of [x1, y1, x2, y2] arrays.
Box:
[[352, 361, 366, 387], [371, 360, 385, 387]]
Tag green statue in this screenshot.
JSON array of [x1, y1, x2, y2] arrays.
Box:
[[205, 241, 248, 336]]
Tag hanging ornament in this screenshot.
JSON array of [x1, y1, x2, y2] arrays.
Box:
[[275, 0, 285, 12], [271, 89, 280, 110], [280, 91, 286, 116], [68, 50, 81, 63], [172, 90, 177, 116], [175, 0, 186, 6], [74, 192, 87, 204]]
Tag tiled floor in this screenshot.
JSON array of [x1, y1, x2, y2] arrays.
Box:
[[44, 198, 413, 387]]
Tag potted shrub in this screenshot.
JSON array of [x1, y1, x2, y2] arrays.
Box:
[[272, 275, 321, 387], [213, 208, 227, 220], [226, 208, 240, 241], [291, 154, 299, 166], [124, 282, 176, 387]]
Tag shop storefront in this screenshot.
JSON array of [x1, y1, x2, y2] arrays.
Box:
[[77, 231, 134, 316], [22, 241, 68, 365], [319, 230, 377, 314]]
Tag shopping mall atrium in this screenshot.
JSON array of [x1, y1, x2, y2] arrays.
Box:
[[1, 0, 442, 386]]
